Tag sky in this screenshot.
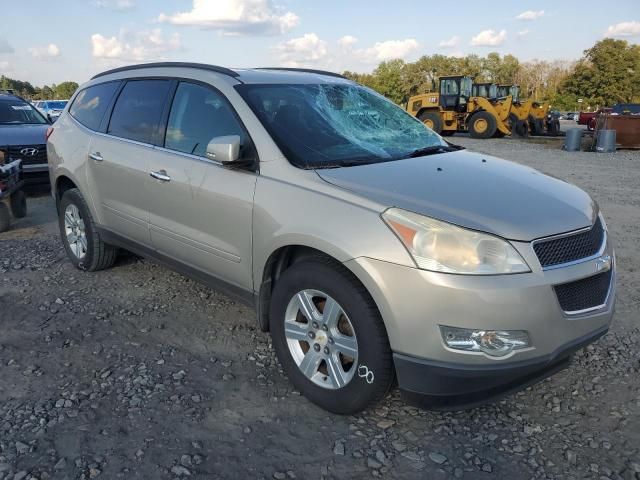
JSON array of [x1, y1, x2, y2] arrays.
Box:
[[1, 0, 639, 87]]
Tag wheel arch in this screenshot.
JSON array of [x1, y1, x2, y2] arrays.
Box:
[[256, 243, 381, 333]]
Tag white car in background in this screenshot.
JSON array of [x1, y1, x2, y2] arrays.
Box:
[[34, 100, 68, 122]]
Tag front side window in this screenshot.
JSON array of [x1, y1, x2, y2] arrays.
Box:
[[0, 98, 48, 125], [237, 83, 443, 169], [441, 80, 459, 95], [108, 80, 172, 144], [69, 82, 120, 131], [165, 82, 248, 158]]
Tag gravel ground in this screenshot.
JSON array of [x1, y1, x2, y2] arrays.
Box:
[[1, 137, 639, 480]]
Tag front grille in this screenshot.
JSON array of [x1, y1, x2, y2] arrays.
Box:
[[554, 268, 612, 313], [533, 217, 604, 268], [3, 144, 48, 167]]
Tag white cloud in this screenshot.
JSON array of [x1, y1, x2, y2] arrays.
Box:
[[28, 44, 61, 59], [0, 37, 14, 54], [158, 0, 299, 36], [359, 38, 419, 62], [438, 36, 460, 48], [604, 21, 640, 37], [338, 35, 358, 48], [517, 29, 530, 37], [274, 33, 328, 67], [470, 29, 507, 47], [0, 61, 9, 70], [516, 10, 544, 20], [91, 29, 182, 61], [93, 0, 134, 10]]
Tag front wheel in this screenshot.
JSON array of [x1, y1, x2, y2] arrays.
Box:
[[469, 111, 497, 139], [418, 110, 443, 134], [10, 190, 27, 218], [269, 259, 394, 414]]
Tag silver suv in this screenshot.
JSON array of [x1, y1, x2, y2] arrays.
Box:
[[48, 63, 615, 413]]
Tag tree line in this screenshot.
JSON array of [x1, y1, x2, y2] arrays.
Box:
[[2, 38, 638, 109], [344, 39, 640, 111], [0, 76, 79, 100]]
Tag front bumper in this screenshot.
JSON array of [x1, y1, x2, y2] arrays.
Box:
[[344, 238, 615, 407], [394, 326, 607, 409]]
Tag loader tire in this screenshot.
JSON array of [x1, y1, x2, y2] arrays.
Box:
[[418, 111, 443, 134], [469, 111, 497, 139]]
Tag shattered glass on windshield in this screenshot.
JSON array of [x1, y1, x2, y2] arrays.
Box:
[[237, 83, 444, 168]]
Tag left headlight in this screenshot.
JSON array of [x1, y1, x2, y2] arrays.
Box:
[[382, 208, 530, 275]]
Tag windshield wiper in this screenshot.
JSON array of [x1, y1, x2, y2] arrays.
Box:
[[401, 144, 463, 159]]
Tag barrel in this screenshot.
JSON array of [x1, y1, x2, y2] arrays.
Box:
[[595, 130, 616, 153], [563, 128, 582, 151]]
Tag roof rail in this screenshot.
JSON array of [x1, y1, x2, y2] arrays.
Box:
[[91, 62, 240, 80], [255, 67, 347, 79]]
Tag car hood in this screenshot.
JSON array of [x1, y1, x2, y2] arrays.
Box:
[[316, 149, 596, 241], [0, 124, 49, 146]]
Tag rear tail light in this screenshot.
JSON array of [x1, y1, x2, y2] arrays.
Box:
[[46, 127, 54, 140]]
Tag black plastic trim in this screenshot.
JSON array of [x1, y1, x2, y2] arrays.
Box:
[[394, 325, 608, 410], [91, 62, 240, 80], [97, 227, 256, 308]]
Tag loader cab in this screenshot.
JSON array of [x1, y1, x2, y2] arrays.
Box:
[[439, 76, 473, 112], [472, 82, 498, 101], [498, 85, 520, 103]]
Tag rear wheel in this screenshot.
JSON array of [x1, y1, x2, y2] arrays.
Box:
[[269, 258, 394, 414], [509, 114, 528, 138], [0, 203, 10, 233], [9, 190, 27, 218], [418, 110, 443, 134], [58, 188, 118, 271], [547, 118, 560, 136], [469, 111, 497, 139]]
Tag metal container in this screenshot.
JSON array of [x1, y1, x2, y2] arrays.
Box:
[[563, 128, 583, 151], [599, 115, 640, 148], [595, 130, 616, 153]]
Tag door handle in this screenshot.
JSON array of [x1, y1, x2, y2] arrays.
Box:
[[150, 170, 171, 182], [89, 152, 103, 162]]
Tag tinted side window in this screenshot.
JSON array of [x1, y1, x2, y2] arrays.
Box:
[[69, 82, 120, 131], [165, 82, 247, 158], [108, 80, 172, 144]]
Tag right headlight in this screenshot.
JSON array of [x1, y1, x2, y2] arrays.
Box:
[[382, 208, 530, 275]]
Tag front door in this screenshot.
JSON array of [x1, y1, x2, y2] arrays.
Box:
[[147, 81, 258, 291]]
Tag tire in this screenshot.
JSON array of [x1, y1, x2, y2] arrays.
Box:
[[468, 111, 497, 139], [0, 203, 10, 233], [493, 131, 506, 138], [529, 116, 544, 135], [269, 258, 394, 414], [508, 114, 528, 138], [9, 190, 27, 218], [440, 130, 455, 137], [547, 118, 560, 136], [418, 110, 443, 134], [58, 188, 118, 271]]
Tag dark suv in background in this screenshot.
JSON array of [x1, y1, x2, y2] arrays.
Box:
[[0, 91, 51, 186]]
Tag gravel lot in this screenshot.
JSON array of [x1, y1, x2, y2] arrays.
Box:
[[1, 136, 639, 480]]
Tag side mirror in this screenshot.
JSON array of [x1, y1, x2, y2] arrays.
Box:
[[206, 135, 240, 164]]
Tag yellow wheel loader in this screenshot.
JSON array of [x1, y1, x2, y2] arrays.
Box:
[[497, 85, 559, 136], [406, 76, 512, 139], [497, 85, 530, 137]]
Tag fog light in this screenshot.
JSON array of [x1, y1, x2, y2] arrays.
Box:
[[440, 326, 530, 357]]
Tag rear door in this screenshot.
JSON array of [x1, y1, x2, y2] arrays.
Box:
[[86, 79, 173, 246], [146, 80, 258, 291]]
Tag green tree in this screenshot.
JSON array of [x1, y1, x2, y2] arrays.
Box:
[[370, 59, 406, 105], [54, 81, 79, 99], [562, 39, 640, 107]]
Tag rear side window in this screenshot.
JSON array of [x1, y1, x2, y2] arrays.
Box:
[[165, 82, 248, 158], [108, 80, 172, 144], [69, 82, 120, 131]]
